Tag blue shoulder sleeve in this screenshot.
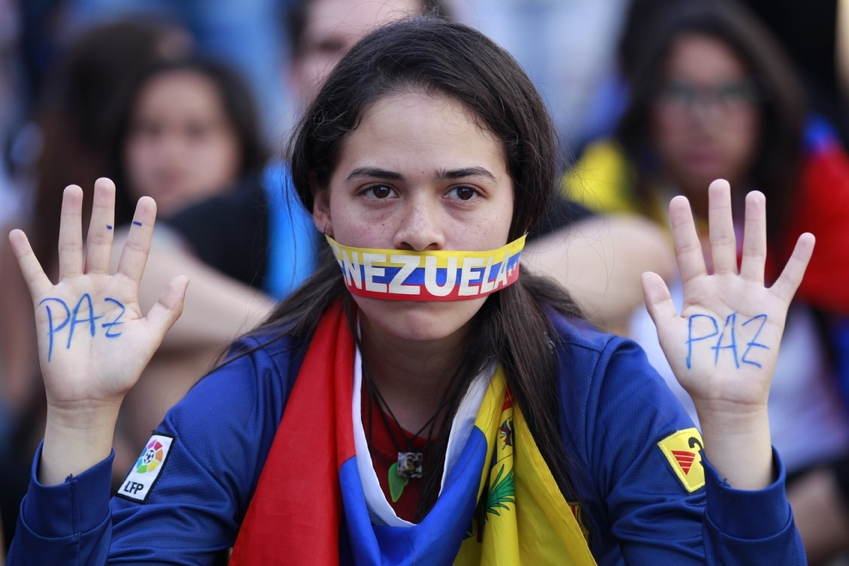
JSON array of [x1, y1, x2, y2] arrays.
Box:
[[8, 336, 300, 565], [554, 324, 805, 564]]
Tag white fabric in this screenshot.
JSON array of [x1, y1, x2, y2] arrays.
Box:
[[352, 347, 493, 527]]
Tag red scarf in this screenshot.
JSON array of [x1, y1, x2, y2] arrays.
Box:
[[229, 301, 353, 565]]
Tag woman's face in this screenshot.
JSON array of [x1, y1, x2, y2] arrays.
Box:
[[313, 90, 514, 343], [651, 33, 760, 199], [124, 70, 241, 214]]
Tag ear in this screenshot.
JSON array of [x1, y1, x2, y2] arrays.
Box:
[[312, 188, 333, 237]]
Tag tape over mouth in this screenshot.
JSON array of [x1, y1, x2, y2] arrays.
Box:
[[325, 234, 526, 301]]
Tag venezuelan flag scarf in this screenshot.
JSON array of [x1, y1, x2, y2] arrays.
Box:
[[230, 301, 595, 565]]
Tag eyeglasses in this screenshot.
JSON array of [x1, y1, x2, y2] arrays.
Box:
[[655, 79, 759, 116]]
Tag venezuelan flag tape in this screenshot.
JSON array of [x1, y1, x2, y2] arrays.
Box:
[[325, 234, 526, 301]]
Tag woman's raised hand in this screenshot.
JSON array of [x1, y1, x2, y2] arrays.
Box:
[[7, 178, 187, 482], [641, 179, 814, 489], [9, 178, 187, 411]]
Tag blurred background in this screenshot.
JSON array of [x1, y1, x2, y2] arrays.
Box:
[[1, 0, 849, 563]]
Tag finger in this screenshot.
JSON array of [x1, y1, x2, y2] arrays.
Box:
[[708, 179, 737, 275], [8, 229, 52, 297], [739, 190, 767, 283], [146, 275, 189, 335], [770, 233, 815, 303], [85, 178, 116, 274], [116, 196, 157, 283], [668, 195, 707, 284], [58, 185, 84, 279], [641, 271, 677, 325]]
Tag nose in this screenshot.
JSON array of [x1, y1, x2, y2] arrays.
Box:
[[691, 100, 725, 130], [392, 198, 444, 251], [154, 131, 186, 164]]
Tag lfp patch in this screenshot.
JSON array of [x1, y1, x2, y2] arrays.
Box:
[[117, 433, 174, 503], [657, 428, 705, 493]]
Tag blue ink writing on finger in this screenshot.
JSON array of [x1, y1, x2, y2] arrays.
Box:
[[106, 225, 113, 230], [741, 314, 770, 368], [66, 293, 103, 349], [686, 314, 719, 369], [102, 297, 126, 338], [132, 221, 143, 227], [712, 313, 740, 368], [38, 298, 70, 362]]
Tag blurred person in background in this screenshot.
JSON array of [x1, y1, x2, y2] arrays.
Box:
[[109, 55, 272, 450], [0, 16, 191, 549], [740, 0, 849, 149], [66, 0, 289, 146], [564, 0, 849, 562], [114, 57, 268, 219]]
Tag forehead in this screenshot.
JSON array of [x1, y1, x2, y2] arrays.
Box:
[[664, 33, 748, 82], [142, 69, 213, 93], [137, 70, 221, 109], [335, 90, 506, 176], [305, 0, 422, 46]]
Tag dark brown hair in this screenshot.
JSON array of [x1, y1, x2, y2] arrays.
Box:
[[250, 18, 584, 520], [617, 0, 806, 243]]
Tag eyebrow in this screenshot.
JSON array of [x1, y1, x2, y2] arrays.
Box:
[[346, 166, 496, 182], [346, 167, 402, 181], [438, 167, 496, 181]]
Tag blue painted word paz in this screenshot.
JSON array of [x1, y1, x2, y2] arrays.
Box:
[[38, 293, 126, 361], [685, 313, 769, 369]]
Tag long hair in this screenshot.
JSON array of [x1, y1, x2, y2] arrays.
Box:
[[110, 57, 269, 216], [617, 0, 806, 242], [249, 18, 585, 519]]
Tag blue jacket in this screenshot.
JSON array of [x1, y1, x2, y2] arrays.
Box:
[[8, 316, 805, 564]]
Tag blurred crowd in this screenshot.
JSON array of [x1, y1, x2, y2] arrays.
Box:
[[1, 0, 849, 563]]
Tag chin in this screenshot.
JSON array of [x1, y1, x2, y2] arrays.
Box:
[[353, 296, 487, 343]]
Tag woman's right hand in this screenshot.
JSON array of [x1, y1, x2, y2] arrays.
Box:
[[8, 178, 187, 482]]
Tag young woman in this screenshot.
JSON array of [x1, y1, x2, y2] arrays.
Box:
[[114, 57, 268, 217], [7, 18, 809, 564]]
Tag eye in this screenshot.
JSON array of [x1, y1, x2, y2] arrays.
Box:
[[717, 81, 757, 105], [361, 184, 397, 199], [658, 82, 696, 106], [446, 185, 480, 201]]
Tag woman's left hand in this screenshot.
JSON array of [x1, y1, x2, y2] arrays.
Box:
[[642, 179, 814, 488]]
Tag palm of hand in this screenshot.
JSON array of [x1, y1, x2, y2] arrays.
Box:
[[9, 180, 187, 411], [34, 274, 148, 407], [643, 180, 814, 410]]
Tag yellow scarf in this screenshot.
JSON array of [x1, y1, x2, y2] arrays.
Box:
[[455, 368, 597, 565]]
